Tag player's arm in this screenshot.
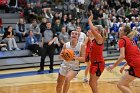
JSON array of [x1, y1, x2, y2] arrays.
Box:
[[120, 62, 128, 73], [113, 47, 125, 68], [73, 44, 85, 62], [88, 13, 103, 44], [58, 44, 66, 59], [107, 47, 125, 71], [84, 37, 89, 45]]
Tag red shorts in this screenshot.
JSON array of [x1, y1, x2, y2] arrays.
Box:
[[128, 66, 140, 78], [85, 52, 90, 62], [90, 62, 105, 76]]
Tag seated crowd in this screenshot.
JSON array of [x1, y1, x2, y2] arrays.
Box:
[[0, 0, 140, 56]]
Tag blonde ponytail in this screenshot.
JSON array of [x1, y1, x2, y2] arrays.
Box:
[[95, 25, 106, 41], [127, 30, 139, 39]]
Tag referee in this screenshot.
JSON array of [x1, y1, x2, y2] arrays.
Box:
[[38, 22, 57, 73]]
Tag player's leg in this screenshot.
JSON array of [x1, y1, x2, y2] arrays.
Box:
[[83, 61, 90, 82], [56, 74, 66, 93], [89, 73, 99, 93], [63, 70, 78, 93], [117, 71, 136, 93]]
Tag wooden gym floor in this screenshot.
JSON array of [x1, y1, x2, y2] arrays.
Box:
[[0, 60, 140, 93]]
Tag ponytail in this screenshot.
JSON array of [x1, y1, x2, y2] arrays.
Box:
[[127, 30, 139, 39], [95, 25, 106, 41]]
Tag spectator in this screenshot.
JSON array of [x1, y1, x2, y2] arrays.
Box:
[[53, 19, 62, 35], [26, 0, 37, 4], [59, 26, 70, 49], [67, 19, 76, 35], [61, 14, 68, 27], [2, 26, 20, 51], [15, 18, 28, 42], [54, 36, 61, 54], [34, 2, 43, 21], [24, 4, 37, 23], [43, 8, 53, 23], [40, 17, 48, 35], [25, 30, 41, 56], [76, 18, 83, 27], [0, 26, 5, 37], [52, 12, 62, 25], [0, 41, 7, 51], [30, 19, 42, 42], [0, 18, 4, 36], [116, 6, 125, 19]]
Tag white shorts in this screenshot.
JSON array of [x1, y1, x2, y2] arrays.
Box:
[[59, 62, 81, 76]]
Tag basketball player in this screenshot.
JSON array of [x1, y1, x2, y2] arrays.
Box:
[[88, 13, 106, 93], [76, 26, 86, 43], [83, 29, 94, 82], [76, 26, 87, 81], [107, 26, 140, 93], [56, 30, 85, 93]]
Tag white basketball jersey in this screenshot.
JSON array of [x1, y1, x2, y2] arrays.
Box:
[[65, 42, 82, 57], [63, 42, 82, 65], [59, 41, 82, 76], [78, 32, 86, 44]]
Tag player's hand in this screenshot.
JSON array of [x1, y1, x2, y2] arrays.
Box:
[[120, 66, 125, 73], [106, 65, 114, 72], [59, 50, 65, 59], [88, 11, 93, 21]]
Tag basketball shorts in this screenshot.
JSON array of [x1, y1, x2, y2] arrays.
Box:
[[90, 62, 105, 76], [128, 66, 140, 78], [59, 63, 80, 76], [85, 52, 90, 62]]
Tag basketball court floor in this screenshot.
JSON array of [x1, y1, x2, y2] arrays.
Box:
[[0, 60, 140, 93]]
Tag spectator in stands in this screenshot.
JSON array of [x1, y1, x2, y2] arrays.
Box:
[[16, 18, 28, 42], [33, 2, 43, 21], [88, 1, 94, 11], [0, 25, 5, 37], [130, 17, 136, 29], [25, 30, 41, 56], [0, 18, 4, 36], [2, 26, 20, 51], [124, 18, 130, 27], [0, 41, 7, 51], [52, 12, 62, 25], [67, 14, 73, 22], [61, 14, 68, 27], [116, 6, 125, 19], [38, 22, 57, 73], [26, 0, 37, 4], [59, 26, 70, 49], [54, 36, 61, 54], [43, 8, 53, 23], [98, 9, 103, 26], [40, 18, 48, 35], [53, 19, 62, 35], [24, 4, 37, 23], [67, 19, 76, 35], [92, 6, 100, 25], [76, 18, 83, 27], [30, 19, 42, 42]]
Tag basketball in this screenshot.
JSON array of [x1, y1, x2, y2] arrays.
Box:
[[62, 49, 74, 61]]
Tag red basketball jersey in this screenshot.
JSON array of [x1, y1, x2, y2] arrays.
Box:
[[119, 36, 140, 67], [86, 40, 91, 53], [90, 39, 104, 63]]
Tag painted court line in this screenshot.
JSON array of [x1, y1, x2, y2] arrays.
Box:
[[0, 62, 125, 79]]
